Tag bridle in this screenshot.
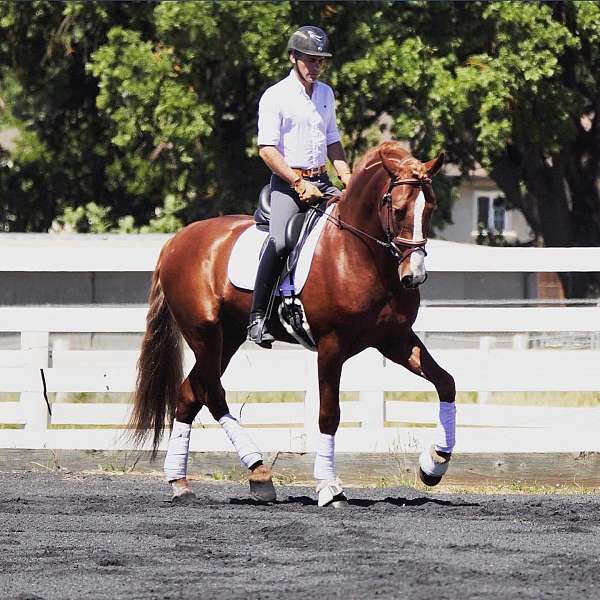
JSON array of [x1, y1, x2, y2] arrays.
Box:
[[380, 175, 431, 263], [314, 167, 432, 264]]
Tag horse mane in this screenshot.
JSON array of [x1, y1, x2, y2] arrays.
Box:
[[353, 141, 410, 177], [350, 141, 431, 190]]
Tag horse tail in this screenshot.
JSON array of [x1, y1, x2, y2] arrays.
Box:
[[128, 260, 183, 457]]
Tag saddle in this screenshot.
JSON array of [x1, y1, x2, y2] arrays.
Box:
[[252, 184, 328, 350], [253, 184, 327, 290]]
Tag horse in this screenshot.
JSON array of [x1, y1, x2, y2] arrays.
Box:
[[128, 140, 456, 507]]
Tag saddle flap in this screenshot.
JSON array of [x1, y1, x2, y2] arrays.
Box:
[[284, 213, 307, 251], [285, 200, 328, 274]]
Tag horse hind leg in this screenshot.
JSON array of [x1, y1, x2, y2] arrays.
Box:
[[378, 330, 456, 487], [164, 368, 204, 502], [189, 328, 276, 502], [211, 391, 277, 502]]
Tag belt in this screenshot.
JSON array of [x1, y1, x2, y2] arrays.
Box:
[[292, 165, 327, 178]]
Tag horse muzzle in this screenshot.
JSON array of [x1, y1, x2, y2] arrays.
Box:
[[400, 271, 428, 289], [398, 247, 428, 288]]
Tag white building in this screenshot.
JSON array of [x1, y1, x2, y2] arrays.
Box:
[[438, 163, 534, 245]]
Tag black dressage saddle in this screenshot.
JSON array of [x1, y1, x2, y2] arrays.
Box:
[[251, 184, 326, 351], [253, 184, 327, 272]]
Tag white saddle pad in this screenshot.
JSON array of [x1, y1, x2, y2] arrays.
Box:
[[227, 205, 334, 293]]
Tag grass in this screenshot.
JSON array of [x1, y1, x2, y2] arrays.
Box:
[[385, 390, 600, 407], [52, 392, 130, 404], [18, 458, 599, 494], [96, 452, 141, 474], [226, 391, 358, 403], [363, 467, 600, 495], [440, 481, 600, 495], [31, 390, 600, 407]]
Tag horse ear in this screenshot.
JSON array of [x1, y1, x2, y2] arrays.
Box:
[[425, 153, 445, 178], [378, 150, 398, 178]]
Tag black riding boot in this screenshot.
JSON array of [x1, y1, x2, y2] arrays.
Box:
[[248, 239, 286, 348]]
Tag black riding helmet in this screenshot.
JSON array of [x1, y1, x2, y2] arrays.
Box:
[[287, 26, 332, 58]]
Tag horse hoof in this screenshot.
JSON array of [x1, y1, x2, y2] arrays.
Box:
[[249, 464, 277, 502], [330, 493, 349, 508], [250, 479, 277, 502], [317, 479, 346, 508], [418, 446, 451, 487], [418, 468, 443, 487], [171, 491, 197, 504]]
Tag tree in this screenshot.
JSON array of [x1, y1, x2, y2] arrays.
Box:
[[87, 1, 292, 221], [0, 1, 161, 231], [336, 1, 600, 295], [1, 1, 599, 297]]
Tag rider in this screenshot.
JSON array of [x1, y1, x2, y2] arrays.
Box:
[[248, 25, 352, 347]]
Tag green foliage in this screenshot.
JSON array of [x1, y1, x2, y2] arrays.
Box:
[[1, 0, 600, 296], [56, 202, 112, 234], [88, 26, 213, 211], [139, 194, 185, 233]]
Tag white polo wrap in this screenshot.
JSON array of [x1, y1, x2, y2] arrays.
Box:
[[313, 432, 336, 481], [164, 420, 192, 482], [434, 401, 456, 454], [219, 413, 262, 469]]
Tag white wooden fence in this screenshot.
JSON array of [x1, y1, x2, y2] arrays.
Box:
[[1, 240, 599, 454], [1, 235, 600, 272], [1, 304, 599, 454]]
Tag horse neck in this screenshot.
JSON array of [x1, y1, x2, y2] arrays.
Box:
[[338, 167, 388, 238]]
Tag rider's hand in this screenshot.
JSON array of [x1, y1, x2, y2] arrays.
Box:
[[339, 171, 352, 188], [293, 178, 324, 204]]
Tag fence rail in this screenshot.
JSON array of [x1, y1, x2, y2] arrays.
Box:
[[2, 305, 599, 333], [1, 236, 600, 272], [1, 305, 599, 454]]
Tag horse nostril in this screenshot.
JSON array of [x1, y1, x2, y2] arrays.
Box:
[[401, 275, 413, 288]]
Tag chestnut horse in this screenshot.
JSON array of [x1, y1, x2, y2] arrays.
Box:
[[129, 141, 456, 506]]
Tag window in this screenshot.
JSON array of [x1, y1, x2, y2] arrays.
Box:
[[475, 192, 508, 234]]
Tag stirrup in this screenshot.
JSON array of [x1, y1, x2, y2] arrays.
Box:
[[247, 315, 275, 349]]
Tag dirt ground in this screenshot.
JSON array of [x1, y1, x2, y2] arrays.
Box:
[[1, 471, 599, 600]]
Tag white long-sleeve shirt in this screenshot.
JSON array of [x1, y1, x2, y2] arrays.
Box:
[[257, 70, 341, 169]]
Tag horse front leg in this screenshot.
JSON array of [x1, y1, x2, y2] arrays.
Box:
[[378, 329, 456, 486], [314, 335, 347, 507]]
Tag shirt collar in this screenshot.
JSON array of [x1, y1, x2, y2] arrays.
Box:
[[287, 69, 318, 98]]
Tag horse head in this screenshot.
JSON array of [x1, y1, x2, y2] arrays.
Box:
[[373, 143, 444, 289]]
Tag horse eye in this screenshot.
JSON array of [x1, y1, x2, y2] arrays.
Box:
[[394, 207, 406, 220]]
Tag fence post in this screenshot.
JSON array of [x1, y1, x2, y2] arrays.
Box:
[[303, 352, 320, 453], [21, 331, 50, 435], [360, 390, 385, 450], [477, 335, 494, 405], [512, 333, 528, 351], [52, 337, 69, 404], [359, 351, 385, 451]]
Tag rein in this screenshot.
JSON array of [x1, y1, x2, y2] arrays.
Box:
[[313, 175, 431, 263]]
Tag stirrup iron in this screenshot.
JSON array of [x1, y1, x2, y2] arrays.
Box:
[[247, 315, 275, 349]]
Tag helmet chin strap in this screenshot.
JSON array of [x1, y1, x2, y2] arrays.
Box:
[[292, 52, 312, 88]]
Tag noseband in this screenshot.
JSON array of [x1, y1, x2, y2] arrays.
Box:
[[381, 175, 431, 263]]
